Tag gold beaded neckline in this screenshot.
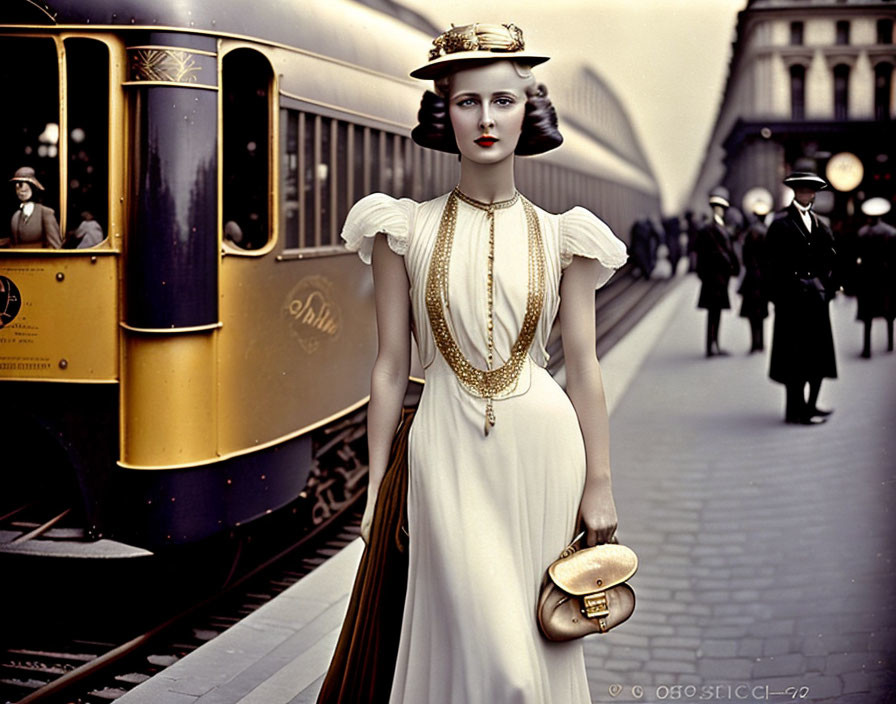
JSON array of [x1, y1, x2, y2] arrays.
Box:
[[425, 188, 546, 436]]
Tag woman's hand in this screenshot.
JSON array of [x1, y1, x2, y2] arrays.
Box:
[[360, 489, 378, 544], [577, 478, 618, 546]]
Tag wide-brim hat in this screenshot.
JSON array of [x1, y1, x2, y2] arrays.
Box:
[[861, 197, 891, 217], [783, 171, 827, 191], [708, 186, 730, 209], [410, 23, 549, 80], [10, 166, 44, 191]]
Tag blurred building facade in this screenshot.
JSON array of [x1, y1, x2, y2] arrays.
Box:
[[688, 0, 895, 220]]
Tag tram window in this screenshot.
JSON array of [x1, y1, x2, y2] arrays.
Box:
[[322, 116, 332, 246], [336, 121, 350, 233], [64, 39, 109, 249], [222, 49, 272, 250], [383, 132, 395, 195], [369, 130, 382, 194], [354, 125, 368, 199], [303, 114, 317, 247], [283, 111, 299, 249], [0, 37, 60, 249]]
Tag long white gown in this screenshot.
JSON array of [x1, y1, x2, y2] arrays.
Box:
[[342, 191, 627, 704]]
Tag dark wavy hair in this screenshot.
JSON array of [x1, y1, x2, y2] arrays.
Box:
[[410, 82, 563, 156]]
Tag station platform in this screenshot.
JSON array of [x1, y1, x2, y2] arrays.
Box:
[[117, 275, 896, 704]]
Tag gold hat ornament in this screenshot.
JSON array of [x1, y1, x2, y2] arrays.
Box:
[[410, 23, 549, 80]]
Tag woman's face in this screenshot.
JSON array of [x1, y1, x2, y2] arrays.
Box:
[[15, 181, 32, 202], [447, 61, 529, 166]]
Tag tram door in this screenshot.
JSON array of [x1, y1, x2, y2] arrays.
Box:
[[0, 34, 120, 536]]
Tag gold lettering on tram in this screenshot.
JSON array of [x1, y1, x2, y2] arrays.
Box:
[[284, 275, 342, 353]]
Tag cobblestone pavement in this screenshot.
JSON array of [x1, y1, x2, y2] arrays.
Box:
[[585, 279, 896, 704]]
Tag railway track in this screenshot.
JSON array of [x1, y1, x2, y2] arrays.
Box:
[[0, 409, 371, 704], [0, 270, 675, 704], [1, 505, 365, 704]]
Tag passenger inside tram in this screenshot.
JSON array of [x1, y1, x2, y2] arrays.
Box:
[[3, 166, 61, 249], [63, 211, 104, 249], [0, 36, 109, 250]]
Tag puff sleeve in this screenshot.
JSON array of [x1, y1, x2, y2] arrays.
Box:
[[340, 193, 415, 264], [559, 206, 628, 289]]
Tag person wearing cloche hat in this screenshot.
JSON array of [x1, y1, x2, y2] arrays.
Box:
[[694, 186, 740, 357], [322, 22, 630, 704], [855, 197, 896, 357], [764, 170, 838, 425], [2, 166, 62, 249]]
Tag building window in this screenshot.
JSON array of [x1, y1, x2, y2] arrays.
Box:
[[790, 64, 806, 120], [878, 19, 893, 45], [833, 64, 850, 120], [790, 21, 804, 46], [222, 49, 272, 250], [836, 20, 850, 46], [875, 62, 893, 120]]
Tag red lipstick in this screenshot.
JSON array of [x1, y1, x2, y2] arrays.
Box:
[[475, 135, 498, 147]]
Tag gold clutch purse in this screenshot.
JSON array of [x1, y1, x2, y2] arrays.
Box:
[[537, 534, 638, 642]]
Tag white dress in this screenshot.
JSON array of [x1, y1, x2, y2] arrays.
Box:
[[342, 192, 627, 704]]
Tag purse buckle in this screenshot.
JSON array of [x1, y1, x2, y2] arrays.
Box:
[[582, 591, 609, 620]]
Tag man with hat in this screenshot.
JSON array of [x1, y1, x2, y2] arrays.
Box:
[[695, 187, 740, 356], [765, 171, 838, 425], [2, 166, 62, 249], [855, 197, 896, 357]]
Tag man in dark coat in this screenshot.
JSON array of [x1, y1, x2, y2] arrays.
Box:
[[629, 216, 658, 279], [855, 197, 896, 357], [695, 190, 740, 356], [766, 171, 838, 425], [738, 198, 772, 353]]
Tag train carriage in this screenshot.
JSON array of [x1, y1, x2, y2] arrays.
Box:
[[0, 0, 660, 554]]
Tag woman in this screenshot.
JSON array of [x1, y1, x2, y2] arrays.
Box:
[[3, 166, 62, 249], [340, 24, 627, 703]]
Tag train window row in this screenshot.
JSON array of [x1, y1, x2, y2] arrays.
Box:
[[0, 36, 109, 249], [278, 106, 458, 254]]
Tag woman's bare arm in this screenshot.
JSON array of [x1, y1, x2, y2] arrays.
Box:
[[559, 256, 618, 546], [362, 233, 412, 541]]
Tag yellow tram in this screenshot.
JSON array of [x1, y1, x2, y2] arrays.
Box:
[[0, 0, 660, 553]]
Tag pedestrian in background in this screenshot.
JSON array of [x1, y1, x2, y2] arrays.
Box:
[[855, 197, 896, 358], [766, 171, 837, 425], [695, 188, 740, 357], [738, 195, 772, 353], [662, 215, 683, 276], [629, 215, 658, 279]]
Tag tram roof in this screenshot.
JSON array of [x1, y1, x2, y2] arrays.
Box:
[[6, 0, 431, 81]]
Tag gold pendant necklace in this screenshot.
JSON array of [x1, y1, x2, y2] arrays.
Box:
[[425, 188, 546, 436]]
